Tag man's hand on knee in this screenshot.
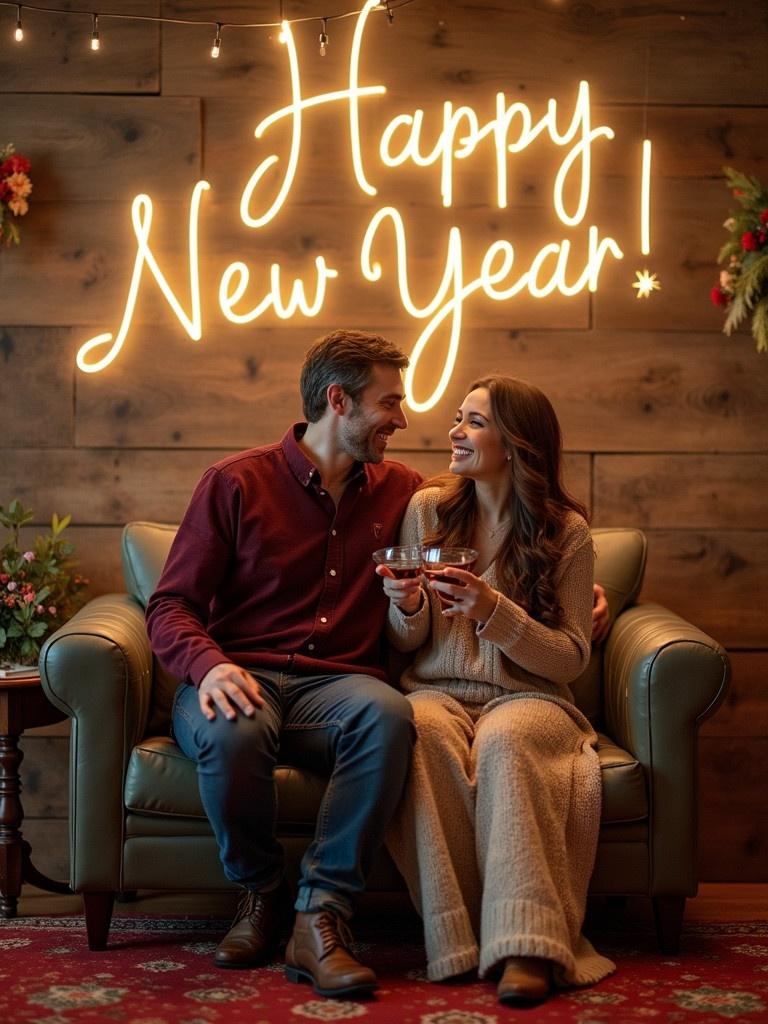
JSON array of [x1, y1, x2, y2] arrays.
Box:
[[198, 663, 265, 721]]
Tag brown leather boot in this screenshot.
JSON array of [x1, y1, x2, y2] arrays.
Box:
[[284, 910, 378, 998], [497, 956, 552, 1006], [214, 881, 292, 969]]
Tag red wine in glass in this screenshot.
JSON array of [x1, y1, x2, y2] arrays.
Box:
[[372, 545, 422, 578], [421, 547, 478, 606]]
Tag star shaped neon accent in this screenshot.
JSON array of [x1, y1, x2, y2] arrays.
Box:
[[632, 269, 661, 298]]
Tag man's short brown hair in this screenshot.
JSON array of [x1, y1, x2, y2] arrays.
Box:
[[300, 330, 409, 422]]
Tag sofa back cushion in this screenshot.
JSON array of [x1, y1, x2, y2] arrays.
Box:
[[122, 522, 647, 731], [122, 522, 182, 735]]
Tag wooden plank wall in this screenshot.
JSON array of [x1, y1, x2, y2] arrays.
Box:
[[1, 0, 767, 882]]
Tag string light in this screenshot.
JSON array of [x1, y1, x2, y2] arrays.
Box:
[[1, 1, 417, 59]]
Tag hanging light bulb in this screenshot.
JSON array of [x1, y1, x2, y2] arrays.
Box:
[[90, 13, 100, 51], [14, 4, 23, 41], [385, 0, 394, 24], [319, 18, 328, 56], [211, 21, 222, 58]]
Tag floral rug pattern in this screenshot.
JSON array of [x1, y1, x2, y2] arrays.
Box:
[[1, 916, 767, 1023]]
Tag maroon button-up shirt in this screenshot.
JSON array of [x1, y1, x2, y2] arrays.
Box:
[[145, 425, 422, 687]]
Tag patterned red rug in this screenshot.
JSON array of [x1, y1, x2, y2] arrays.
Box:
[[1, 914, 767, 1023]]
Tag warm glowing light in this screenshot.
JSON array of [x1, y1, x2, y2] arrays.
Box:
[[362, 207, 623, 412], [632, 269, 660, 298], [90, 13, 100, 51], [239, 11, 385, 228], [75, 2, 648, 416], [219, 257, 339, 323], [211, 23, 222, 59], [14, 3, 22, 40], [76, 182, 210, 373], [640, 138, 652, 255]]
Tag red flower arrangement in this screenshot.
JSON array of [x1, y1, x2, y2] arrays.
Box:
[[712, 167, 768, 353], [0, 143, 33, 247]]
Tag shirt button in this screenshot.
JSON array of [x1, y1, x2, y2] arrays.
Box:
[[308, 643, 315, 651], [331, 529, 337, 536], [320, 616, 328, 624], [319, 489, 326, 495], [329, 569, 337, 576]]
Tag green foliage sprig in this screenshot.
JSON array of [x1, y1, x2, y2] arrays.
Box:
[[0, 500, 89, 666], [711, 167, 768, 354]]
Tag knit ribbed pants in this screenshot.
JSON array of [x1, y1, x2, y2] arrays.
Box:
[[386, 689, 615, 986]]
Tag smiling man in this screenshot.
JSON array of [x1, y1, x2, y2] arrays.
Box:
[[146, 330, 422, 999]]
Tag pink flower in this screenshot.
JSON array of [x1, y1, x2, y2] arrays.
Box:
[[22, 550, 35, 562], [6, 580, 17, 592], [36, 604, 45, 615], [23, 592, 34, 604], [48, 605, 57, 615]]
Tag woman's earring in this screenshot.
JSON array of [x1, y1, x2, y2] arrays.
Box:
[[506, 454, 512, 461]]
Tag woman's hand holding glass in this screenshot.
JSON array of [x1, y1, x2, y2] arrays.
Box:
[[428, 568, 498, 623]]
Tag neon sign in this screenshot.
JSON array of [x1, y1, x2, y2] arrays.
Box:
[[76, 0, 646, 412]]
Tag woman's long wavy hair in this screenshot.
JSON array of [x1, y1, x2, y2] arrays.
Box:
[[422, 376, 588, 627]]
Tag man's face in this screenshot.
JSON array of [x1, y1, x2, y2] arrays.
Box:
[[339, 364, 409, 463]]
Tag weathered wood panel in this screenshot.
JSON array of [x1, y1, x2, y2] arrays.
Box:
[[699, 737, 768, 882], [204, 101, 768, 207], [593, 455, 768, 530], [0, 199, 590, 329], [2, 96, 201, 201], [18, 737, 68, 818], [641, 530, 768, 649], [701, 652, 768, 739], [0, 1, 160, 94], [74, 327, 768, 452], [16, 818, 69, 882], [0, 327, 74, 448], [3, 449, 234, 525], [1, 447, 591, 528], [162, 2, 768, 106]]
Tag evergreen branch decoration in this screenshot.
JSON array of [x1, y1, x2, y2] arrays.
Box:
[[711, 167, 768, 354]]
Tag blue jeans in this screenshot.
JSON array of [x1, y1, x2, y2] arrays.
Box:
[[172, 670, 414, 920]]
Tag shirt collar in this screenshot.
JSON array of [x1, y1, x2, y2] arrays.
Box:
[[282, 423, 368, 490]]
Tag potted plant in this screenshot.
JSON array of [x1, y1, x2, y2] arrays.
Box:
[[0, 500, 88, 672]]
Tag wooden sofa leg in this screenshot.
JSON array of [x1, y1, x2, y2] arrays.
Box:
[[653, 895, 685, 954], [83, 891, 115, 950]]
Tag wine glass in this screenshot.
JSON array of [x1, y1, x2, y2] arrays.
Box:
[[420, 546, 478, 606], [372, 544, 423, 578]]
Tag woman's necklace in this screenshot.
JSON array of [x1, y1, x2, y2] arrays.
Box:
[[479, 515, 511, 539]]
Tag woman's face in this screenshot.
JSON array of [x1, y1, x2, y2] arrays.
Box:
[[448, 387, 510, 481]]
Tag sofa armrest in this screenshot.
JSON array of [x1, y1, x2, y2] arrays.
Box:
[[603, 601, 729, 895], [39, 593, 153, 891]]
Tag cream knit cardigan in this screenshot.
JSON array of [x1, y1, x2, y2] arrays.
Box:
[[384, 486, 615, 986]]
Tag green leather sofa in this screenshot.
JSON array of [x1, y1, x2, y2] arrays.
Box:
[[39, 524, 729, 954]]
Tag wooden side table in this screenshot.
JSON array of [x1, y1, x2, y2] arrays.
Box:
[[0, 671, 73, 917]]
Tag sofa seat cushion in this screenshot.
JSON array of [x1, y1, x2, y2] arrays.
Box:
[[596, 733, 648, 823], [125, 736, 328, 830], [126, 732, 647, 829]]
